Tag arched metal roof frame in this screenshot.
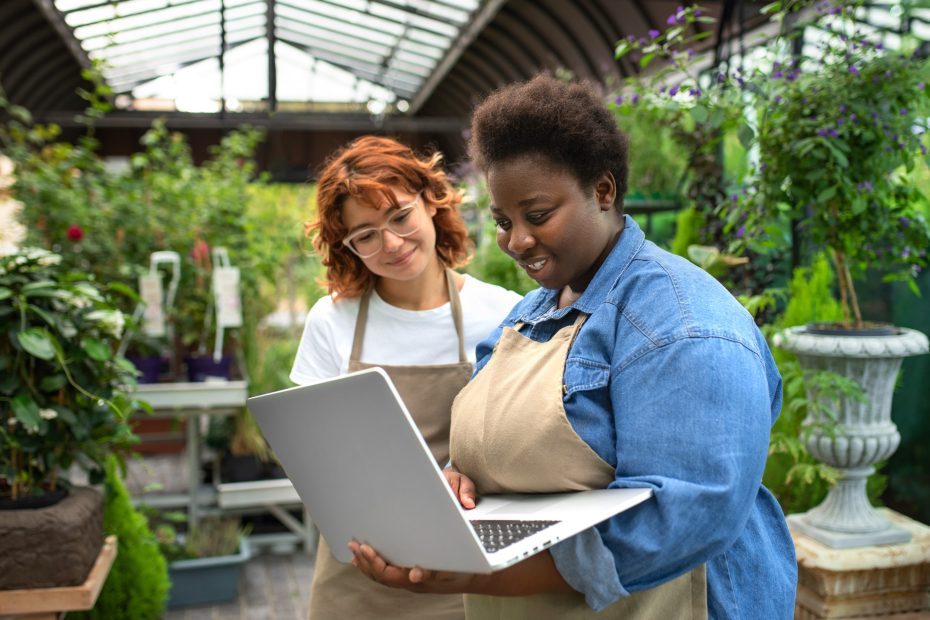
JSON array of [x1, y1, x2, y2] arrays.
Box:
[[7, 0, 926, 129]]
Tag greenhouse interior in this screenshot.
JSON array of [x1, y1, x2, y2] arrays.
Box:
[[1, 0, 930, 618]]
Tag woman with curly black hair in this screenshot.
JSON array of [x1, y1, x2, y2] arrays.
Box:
[[350, 75, 797, 620]]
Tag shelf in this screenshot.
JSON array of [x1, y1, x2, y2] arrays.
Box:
[[135, 380, 248, 411]]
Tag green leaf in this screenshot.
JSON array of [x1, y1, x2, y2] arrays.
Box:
[[27, 304, 57, 329], [0, 287, 11, 301], [17, 328, 57, 360], [817, 186, 837, 203], [738, 124, 755, 150], [640, 53, 656, 68], [107, 282, 141, 302], [82, 338, 111, 361], [22, 280, 56, 293], [40, 374, 68, 392], [12, 394, 42, 430], [690, 104, 708, 124]]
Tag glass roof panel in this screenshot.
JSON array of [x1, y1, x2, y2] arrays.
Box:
[[53, 0, 483, 108]]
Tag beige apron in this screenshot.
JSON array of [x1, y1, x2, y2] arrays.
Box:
[[449, 313, 708, 620], [308, 270, 470, 620]]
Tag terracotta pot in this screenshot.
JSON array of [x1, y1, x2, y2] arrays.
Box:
[[0, 486, 104, 590]]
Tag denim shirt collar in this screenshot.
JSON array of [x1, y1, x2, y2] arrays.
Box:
[[516, 215, 645, 324]]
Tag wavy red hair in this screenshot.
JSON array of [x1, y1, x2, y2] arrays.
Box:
[[306, 136, 472, 298]]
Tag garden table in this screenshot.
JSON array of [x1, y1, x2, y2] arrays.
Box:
[[0, 536, 117, 619]]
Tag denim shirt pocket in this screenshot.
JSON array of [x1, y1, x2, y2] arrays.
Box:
[[562, 357, 611, 399]]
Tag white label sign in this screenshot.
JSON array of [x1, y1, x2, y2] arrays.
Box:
[[139, 272, 166, 336], [213, 267, 242, 328]]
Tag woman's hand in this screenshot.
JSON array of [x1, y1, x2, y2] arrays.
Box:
[[348, 542, 575, 596], [443, 467, 477, 509], [348, 541, 482, 594]]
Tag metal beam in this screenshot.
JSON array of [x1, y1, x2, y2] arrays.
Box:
[[33, 110, 468, 132], [408, 0, 505, 114], [30, 0, 93, 71]]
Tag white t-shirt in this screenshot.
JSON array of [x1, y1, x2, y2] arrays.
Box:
[[290, 274, 522, 385]]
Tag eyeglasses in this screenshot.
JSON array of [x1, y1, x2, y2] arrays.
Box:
[[342, 196, 423, 258]]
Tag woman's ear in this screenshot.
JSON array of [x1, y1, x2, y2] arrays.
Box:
[[595, 172, 616, 211]]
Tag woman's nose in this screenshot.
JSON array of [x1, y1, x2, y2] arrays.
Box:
[[505, 225, 535, 254], [381, 229, 405, 253]]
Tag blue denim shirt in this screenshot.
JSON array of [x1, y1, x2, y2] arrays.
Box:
[[472, 217, 797, 618]]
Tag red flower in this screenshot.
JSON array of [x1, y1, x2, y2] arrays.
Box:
[[66, 225, 84, 242]]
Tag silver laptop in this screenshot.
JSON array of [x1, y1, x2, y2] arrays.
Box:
[[247, 367, 652, 573]]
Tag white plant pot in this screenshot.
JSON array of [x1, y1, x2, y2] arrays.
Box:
[[774, 326, 929, 548]]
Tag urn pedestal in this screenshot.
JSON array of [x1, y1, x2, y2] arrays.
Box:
[[774, 327, 929, 548]]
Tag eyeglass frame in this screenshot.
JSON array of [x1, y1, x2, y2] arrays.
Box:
[[341, 194, 425, 258]]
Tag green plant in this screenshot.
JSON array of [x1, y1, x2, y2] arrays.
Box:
[[184, 516, 249, 558], [71, 455, 169, 620], [144, 508, 248, 561], [0, 248, 144, 500], [728, 1, 930, 327], [613, 4, 784, 299]]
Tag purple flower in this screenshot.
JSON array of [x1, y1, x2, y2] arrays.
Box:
[[736, 225, 745, 239], [817, 128, 829, 137], [669, 85, 680, 96], [830, 128, 839, 138], [628, 34, 636, 42], [849, 113, 858, 122], [689, 87, 702, 97], [902, 247, 911, 259], [857, 181, 873, 192], [900, 108, 909, 115], [687, 48, 695, 59], [631, 93, 640, 104], [921, 144, 928, 155], [900, 216, 911, 227], [839, 104, 846, 113], [649, 29, 660, 39], [885, 70, 893, 78], [773, 70, 783, 79], [759, 162, 767, 171], [849, 65, 859, 75], [667, 13, 678, 25], [919, 82, 925, 90], [774, 95, 783, 104], [694, 9, 702, 16], [615, 95, 624, 105]]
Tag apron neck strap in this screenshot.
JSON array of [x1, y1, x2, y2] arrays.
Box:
[[349, 269, 467, 363]]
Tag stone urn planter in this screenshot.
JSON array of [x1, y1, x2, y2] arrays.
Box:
[[774, 326, 929, 548], [0, 487, 104, 590]]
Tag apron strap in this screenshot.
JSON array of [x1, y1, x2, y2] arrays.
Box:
[[349, 269, 467, 364]]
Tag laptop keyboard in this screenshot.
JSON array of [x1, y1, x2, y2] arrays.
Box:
[[469, 519, 560, 553]]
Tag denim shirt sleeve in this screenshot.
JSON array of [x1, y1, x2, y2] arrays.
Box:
[[551, 335, 775, 608]]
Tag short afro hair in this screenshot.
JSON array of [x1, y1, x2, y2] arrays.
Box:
[[468, 74, 629, 210]]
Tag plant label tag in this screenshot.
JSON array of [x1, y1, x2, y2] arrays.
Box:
[[213, 266, 243, 328], [139, 272, 166, 336]]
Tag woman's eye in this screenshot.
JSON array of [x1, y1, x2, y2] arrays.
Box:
[[526, 211, 550, 224], [494, 219, 512, 231], [392, 211, 412, 224], [355, 231, 377, 243]]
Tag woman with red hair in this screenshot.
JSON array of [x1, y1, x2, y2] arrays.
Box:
[[291, 135, 521, 619]]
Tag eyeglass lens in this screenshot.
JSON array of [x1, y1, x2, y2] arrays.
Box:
[[349, 205, 420, 257]]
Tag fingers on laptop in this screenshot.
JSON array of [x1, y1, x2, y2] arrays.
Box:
[[443, 470, 477, 509]]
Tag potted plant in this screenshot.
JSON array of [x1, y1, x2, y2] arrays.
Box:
[[146, 511, 251, 608], [731, 3, 930, 546], [0, 247, 142, 589]]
